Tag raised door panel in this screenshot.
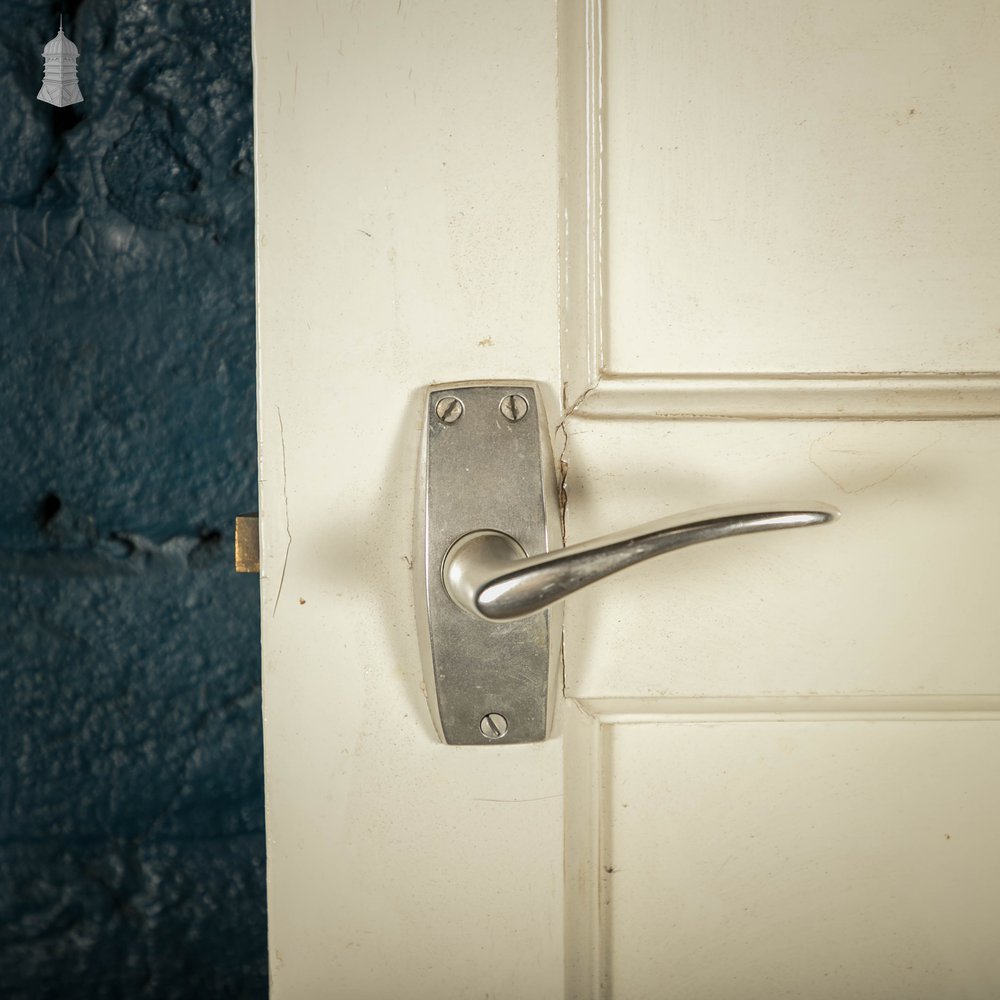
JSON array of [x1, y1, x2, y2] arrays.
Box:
[[596, 721, 1000, 998], [563, 418, 1000, 702], [603, 0, 1000, 374]]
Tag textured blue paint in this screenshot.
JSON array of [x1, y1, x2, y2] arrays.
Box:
[[0, 1, 264, 996]]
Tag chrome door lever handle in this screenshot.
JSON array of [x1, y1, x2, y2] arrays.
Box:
[[442, 504, 838, 622], [415, 381, 839, 745]]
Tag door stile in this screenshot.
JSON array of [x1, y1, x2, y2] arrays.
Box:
[[559, 0, 606, 411]]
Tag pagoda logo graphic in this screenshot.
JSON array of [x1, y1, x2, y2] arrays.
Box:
[[37, 16, 83, 108]]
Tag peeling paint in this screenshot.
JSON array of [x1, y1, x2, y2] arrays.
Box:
[[0, 1, 264, 995]]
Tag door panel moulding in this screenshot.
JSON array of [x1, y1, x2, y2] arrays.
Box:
[[570, 373, 1000, 421], [575, 695, 1000, 723]]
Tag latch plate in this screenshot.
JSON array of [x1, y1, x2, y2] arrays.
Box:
[[414, 382, 562, 745]]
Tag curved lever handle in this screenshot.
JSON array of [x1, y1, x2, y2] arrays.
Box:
[[443, 503, 838, 622]]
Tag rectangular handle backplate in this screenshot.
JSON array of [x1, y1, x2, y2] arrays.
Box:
[[413, 381, 562, 745]]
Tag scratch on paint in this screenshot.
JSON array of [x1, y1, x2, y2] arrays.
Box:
[[808, 431, 941, 495], [273, 406, 292, 616], [473, 794, 564, 803]]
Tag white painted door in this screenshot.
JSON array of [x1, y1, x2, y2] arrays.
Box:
[[253, 2, 1000, 997]]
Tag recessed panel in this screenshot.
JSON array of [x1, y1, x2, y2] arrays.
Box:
[[565, 418, 1000, 700], [605, 0, 1000, 374], [601, 721, 1000, 998]]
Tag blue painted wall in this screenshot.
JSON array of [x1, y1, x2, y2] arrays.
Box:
[[0, 1, 265, 996]]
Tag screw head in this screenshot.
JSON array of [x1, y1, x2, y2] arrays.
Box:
[[480, 713, 509, 740], [435, 395, 464, 424], [499, 393, 529, 422]]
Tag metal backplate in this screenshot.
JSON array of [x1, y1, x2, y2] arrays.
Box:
[[414, 382, 562, 745]]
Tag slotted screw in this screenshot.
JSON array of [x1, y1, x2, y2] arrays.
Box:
[[480, 713, 509, 740], [499, 394, 529, 422], [435, 395, 464, 424]]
